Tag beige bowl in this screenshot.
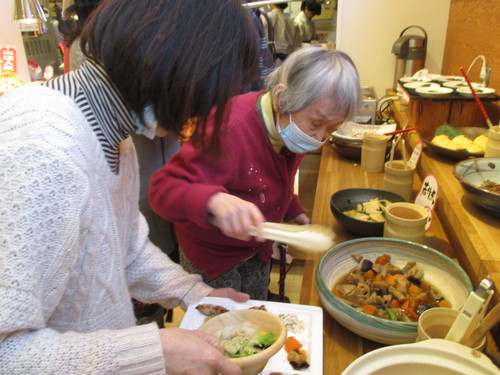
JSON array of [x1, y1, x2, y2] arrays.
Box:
[[198, 309, 287, 375], [342, 339, 498, 375]]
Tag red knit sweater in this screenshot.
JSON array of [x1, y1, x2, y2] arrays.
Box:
[[149, 92, 305, 279]]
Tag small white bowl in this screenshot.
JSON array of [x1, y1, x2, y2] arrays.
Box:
[[403, 82, 441, 92], [415, 86, 454, 97], [315, 238, 472, 345], [341, 339, 499, 375], [399, 76, 432, 84], [456, 86, 496, 97], [443, 80, 481, 90], [437, 75, 465, 83]]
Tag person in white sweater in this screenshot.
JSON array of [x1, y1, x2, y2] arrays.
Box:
[[0, 0, 260, 374]]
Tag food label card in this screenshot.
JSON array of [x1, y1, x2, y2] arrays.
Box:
[[414, 174, 439, 231]]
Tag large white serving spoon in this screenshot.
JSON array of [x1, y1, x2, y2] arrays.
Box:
[[249, 222, 336, 252]]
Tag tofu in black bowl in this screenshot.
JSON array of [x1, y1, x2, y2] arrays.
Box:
[[330, 188, 407, 237]]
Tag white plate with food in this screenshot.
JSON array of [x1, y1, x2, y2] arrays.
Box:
[[181, 296, 323, 375], [415, 86, 454, 97], [456, 86, 496, 97], [442, 80, 481, 90], [403, 81, 441, 92], [399, 76, 432, 84], [331, 121, 396, 142], [436, 75, 465, 83]]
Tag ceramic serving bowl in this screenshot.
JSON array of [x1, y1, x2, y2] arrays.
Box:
[[415, 86, 454, 97], [403, 82, 441, 93], [330, 188, 406, 237], [341, 339, 498, 375], [399, 76, 432, 84], [198, 309, 287, 375], [329, 122, 396, 160], [452, 157, 500, 216], [456, 86, 496, 97], [436, 75, 465, 83], [419, 126, 488, 160], [315, 238, 472, 345], [442, 80, 481, 90]]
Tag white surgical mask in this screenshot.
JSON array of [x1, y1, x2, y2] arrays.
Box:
[[131, 104, 157, 140], [277, 113, 326, 153]]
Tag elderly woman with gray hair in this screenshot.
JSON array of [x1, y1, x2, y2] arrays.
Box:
[[149, 46, 361, 301]]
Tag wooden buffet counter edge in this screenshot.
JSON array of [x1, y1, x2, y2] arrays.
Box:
[[391, 100, 500, 304], [298, 102, 500, 372]]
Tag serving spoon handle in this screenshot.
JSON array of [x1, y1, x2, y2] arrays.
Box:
[[465, 302, 500, 348]]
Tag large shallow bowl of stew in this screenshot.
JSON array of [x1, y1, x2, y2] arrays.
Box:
[[315, 238, 472, 345]]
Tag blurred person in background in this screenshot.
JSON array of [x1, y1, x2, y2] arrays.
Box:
[[243, 0, 275, 92], [0, 0, 260, 373], [264, 2, 301, 66], [149, 47, 361, 302], [294, 0, 322, 43], [58, 0, 102, 72]]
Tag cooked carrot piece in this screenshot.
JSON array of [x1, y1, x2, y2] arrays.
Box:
[[284, 336, 303, 352], [362, 304, 378, 315], [389, 299, 400, 308], [404, 308, 419, 319], [408, 284, 422, 296], [401, 299, 419, 319], [374, 273, 384, 282], [363, 269, 376, 280], [385, 274, 396, 287], [375, 254, 390, 265], [438, 300, 452, 308], [409, 296, 420, 309], [401, 299, 409, 310], [332, 288, 340, 297]]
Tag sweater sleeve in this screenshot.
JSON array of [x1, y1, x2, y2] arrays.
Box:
[[0, 324, 165, 374], [149, 139, 234, 229], [125, 213, 214, 310]]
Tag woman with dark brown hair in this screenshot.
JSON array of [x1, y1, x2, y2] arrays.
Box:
[[0, 0, 259, 374]]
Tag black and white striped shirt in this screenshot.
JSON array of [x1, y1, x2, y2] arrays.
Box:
[[42, 60, 135, 174]]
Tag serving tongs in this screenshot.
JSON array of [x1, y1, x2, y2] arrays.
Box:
[[445, 276, 494, 344], [249, 222, 336, 252]]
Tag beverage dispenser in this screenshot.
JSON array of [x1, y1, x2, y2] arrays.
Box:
[[392, 25, 427, 91]]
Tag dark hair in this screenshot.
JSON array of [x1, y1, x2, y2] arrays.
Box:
[[58, 0, 102, 48], [301, 0, 322, 16], [275, 3, 288, 10], [80, 0, 260, 154]]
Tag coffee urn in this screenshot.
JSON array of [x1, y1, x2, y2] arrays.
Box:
[[392, 25, 427, 91]]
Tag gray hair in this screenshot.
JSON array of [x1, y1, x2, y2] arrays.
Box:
[[265, 46, 361, 119]]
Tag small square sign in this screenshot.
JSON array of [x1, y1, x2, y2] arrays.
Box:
[[0, 46, 17, 74]]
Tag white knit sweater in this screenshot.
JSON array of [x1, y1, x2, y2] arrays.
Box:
[[0, 85, 212, 374]]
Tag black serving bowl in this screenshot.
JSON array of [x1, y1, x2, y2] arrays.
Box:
[[330, 188, 407, 237]]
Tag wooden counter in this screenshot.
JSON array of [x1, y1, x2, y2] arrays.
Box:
[[391, 100, 500, 301], [301, 112, 500, 372]]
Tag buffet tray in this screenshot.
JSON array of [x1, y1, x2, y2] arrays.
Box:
[[419, 126, 488, 160], [399, 79, 500, 102], [180, 296, 323, 375]]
